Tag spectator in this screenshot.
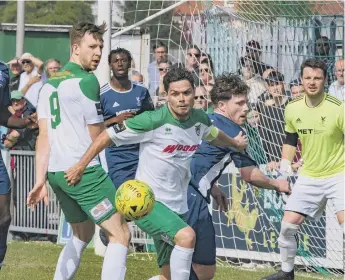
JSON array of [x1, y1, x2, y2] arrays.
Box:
[[7, 57, 23, 91], [239, 56, 266, 105], [328, 58, 344, 101], [3, 91, 37, 150], [257, 71, 291, 163], [155, 60, 172, 97], [131, 71, 144, 85], [289, 78, 305, 99], [315, 36, 335, 86], [185, 45, 201, 84], [148, 41, 168, 97], [247, 109, 260, 128], [18, 53, 44, 107], [45, 58, 62, 78], [193, 86, 209, 111], [199, 58, 214, 88], [245, 40, 273, 76]]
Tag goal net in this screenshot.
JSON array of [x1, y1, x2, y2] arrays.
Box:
[[108, 0, 344, 278]]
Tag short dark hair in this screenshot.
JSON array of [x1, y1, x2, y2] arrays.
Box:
[[70, 21, 106, 46], [188, 45, 201, 55], [246, 40, 261, 52], [289, 78, 302, 89], [265, 71, 284, 85], [210, 73, 249, 106], [163, 67, 195, 92], [108, 48, 132, 65], [200, 57, 214, 73], [153, 41, 167, 52], [300, 58, 327, 78]]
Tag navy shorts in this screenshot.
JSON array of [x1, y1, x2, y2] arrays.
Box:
[[186, 185, 216, 266], [107, 165, 137, 190], [0, 153, 10, 195]]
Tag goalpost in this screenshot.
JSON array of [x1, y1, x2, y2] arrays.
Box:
[[98, 0, 344, 278]]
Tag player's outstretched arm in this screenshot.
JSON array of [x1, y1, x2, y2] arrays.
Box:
[[278, 132, 298, 177], [27, 119, 50, 209], [64, 130, 113, 186], [240, 165, 291, 195], [209, 129, 248, 151]]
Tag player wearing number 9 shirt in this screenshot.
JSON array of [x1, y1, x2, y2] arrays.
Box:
[[27, 22, 130, 280]]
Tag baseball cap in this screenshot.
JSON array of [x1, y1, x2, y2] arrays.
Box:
[[246, 40, 261, 52], [20, 53, 33, 61], [11, 90, 24, 100]]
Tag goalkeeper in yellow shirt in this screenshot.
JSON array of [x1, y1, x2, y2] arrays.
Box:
[[262, 58, 344, 280]]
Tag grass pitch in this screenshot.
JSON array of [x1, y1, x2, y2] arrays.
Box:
[[2, 241, 333, 280]]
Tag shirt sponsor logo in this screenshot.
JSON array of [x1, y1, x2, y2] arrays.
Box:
[[113, 122, 126, 133], [195, 124, 201, 136], [89, 198, 114, 220], [162, 144, 200, 153], [95, 103, 102, 115], [298, 128, 313, 134]]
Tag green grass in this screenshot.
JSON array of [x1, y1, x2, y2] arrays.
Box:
[[1, 241, 336, 280]]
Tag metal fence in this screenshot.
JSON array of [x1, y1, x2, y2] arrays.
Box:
[[5, 150, 60, 236], [4, 150, 150, 245]]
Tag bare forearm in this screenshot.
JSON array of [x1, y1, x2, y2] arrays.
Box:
[[31, 57, 44, 74], [6, 116, 27, 128], [79, 130, 113, 168], [281, 144, 296, 161], [35, 134, 50, 183], [240, 166, 277, 191], [104, 117, 120, 127]]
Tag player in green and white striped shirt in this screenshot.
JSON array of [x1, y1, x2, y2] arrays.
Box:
[[65, 68, 248, 280], [27, 22, 130, 280]]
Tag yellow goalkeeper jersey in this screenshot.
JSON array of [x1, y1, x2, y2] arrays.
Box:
[[284, 93, 344, 178]]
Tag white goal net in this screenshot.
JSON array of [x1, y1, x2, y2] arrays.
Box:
[[107, 0, 344, 278]]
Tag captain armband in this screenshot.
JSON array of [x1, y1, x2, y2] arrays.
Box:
[[283, 131, 298, 147]]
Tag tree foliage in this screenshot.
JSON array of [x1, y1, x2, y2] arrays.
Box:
[[0, 1, 94, 25]]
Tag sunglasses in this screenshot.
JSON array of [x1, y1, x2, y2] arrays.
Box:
[[159, 68, 169, 72], [188, 53, 200, 58], [21, 60, 32, 64], [194, 95, 205, 100], [200, 68, 209, 73]]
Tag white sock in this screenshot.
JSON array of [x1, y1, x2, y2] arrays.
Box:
[[54, 236, 88, 280], [148, 276, 160, 280], [278, 222, 299, 273], [170, 245, 194, 280], [101, 242, 127, 280]]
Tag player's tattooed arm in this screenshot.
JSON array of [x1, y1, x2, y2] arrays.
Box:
[[64, 130, 113, 186]]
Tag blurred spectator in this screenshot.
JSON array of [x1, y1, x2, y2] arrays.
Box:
[[289, 78, 305, 99], [315, 36, 335, 85], [193, 86, 209, 111], [3, 91, 37, 150], [328, 58, 344, 102], [131, 71, 144, 85], [257, 71, 291, 163], [245, 40, 273, 76], [199, 58, 214, 89], [148, 41, 168, 97], [7, 57, 23, 91], [185, 45, 201, 84], [247, 109, 260, 128], [155, 60, 172, 97], [239, 56, 266, 104], [45, 58, 61, 78], [18, 53, 44, 107]]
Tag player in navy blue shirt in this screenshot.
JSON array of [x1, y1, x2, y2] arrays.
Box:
[[0, 61, 38, 270], [185, 74, 291, 280], [100, 48, 154, 188], [99, 48, 154, 245]]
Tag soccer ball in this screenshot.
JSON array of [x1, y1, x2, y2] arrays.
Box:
[[115, 180, 155, 221]]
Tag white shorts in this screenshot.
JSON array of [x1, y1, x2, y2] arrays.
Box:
[[285, 173, 344, 221]]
